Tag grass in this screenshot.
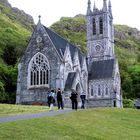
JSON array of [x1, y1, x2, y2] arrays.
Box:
[[0, 104, 49, 116], [0, 107, 140, 140]]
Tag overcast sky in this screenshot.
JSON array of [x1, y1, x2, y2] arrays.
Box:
[[8, 0, 140, 30]]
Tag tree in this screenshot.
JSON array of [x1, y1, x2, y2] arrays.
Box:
[[0, 64, 17, 104], [128, 65, 140, 98], [2, 44, 18, 66]]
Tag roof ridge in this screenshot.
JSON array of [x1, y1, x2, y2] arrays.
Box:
[[43, 25, 85, 66], [43, 26, 85, 55], [43, 26, 73, 46]]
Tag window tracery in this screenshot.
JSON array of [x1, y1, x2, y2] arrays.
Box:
[[29, 53, 49, 87]]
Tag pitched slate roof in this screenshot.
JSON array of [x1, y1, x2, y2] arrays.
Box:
[[43, 26, 84, 65], [88, 59, 114, 80], [65, 72, 76, 90]]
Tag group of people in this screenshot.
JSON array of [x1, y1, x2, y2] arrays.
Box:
[[47, 88, 86, 111], [47, 88, 63, 111], [70, 89, 86, 110]]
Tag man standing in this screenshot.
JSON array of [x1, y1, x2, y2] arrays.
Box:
[[56, 88, 64, 110], [70, 89, 78, 110]]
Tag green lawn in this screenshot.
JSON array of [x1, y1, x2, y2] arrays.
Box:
[[0, 107, 140, 140], [0, 104, 49, 116]]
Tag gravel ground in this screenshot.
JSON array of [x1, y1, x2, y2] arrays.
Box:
[[0, 109, 73, 123]]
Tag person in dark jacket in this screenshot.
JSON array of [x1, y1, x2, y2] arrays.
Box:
[[70, 89, 78, 110], [56, 88, 63, 110]]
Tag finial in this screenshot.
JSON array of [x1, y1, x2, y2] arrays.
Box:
[[66, 42, 70, 47], [93, 0, 96, 11], [103, 0, 107, 11], [88, 0, 91, 6], [38, 15, 41, 22], [87, 0, 92, 15], [108, 0, 112, 17], [108, 0, 111, 8]]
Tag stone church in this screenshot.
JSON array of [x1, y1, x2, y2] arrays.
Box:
[[16, 0, 123, 107]]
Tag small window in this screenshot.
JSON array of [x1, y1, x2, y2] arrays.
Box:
[[99, 17, 103, 34], [91, 88, 94, 96], [105, 87, 108, 95], [93, 18, 96, 35]]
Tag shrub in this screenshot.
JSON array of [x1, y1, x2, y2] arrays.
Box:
[[123, 99, 134, 108]]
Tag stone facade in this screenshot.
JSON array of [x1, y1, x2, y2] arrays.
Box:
[[16, 18, 88, 106], [16, 0, 122, 107], [86, 0, 122, 107]]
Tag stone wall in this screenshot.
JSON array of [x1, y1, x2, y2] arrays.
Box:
[[86, 98, 112, 108]]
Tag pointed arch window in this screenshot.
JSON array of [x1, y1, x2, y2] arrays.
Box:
[[28, 53, 50, 88], [99, 17, 103, 34], [105, 87, 109, 96], [98, 85, 101, 96], [91, 88, 94, 96], [93, 18, 96, 35]]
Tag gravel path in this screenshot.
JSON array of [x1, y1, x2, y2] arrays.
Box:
[[0, 109, 73, 123]]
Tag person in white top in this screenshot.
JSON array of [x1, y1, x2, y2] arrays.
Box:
[[48, 90, 56, 111]]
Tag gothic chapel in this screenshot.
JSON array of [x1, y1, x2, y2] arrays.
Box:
[[16, 0, 123, 107]]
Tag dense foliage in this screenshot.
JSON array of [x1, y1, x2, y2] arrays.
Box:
[[51, 15, 87, 53], [0, 0, 140, 104], [0, 1, 32, 103]]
